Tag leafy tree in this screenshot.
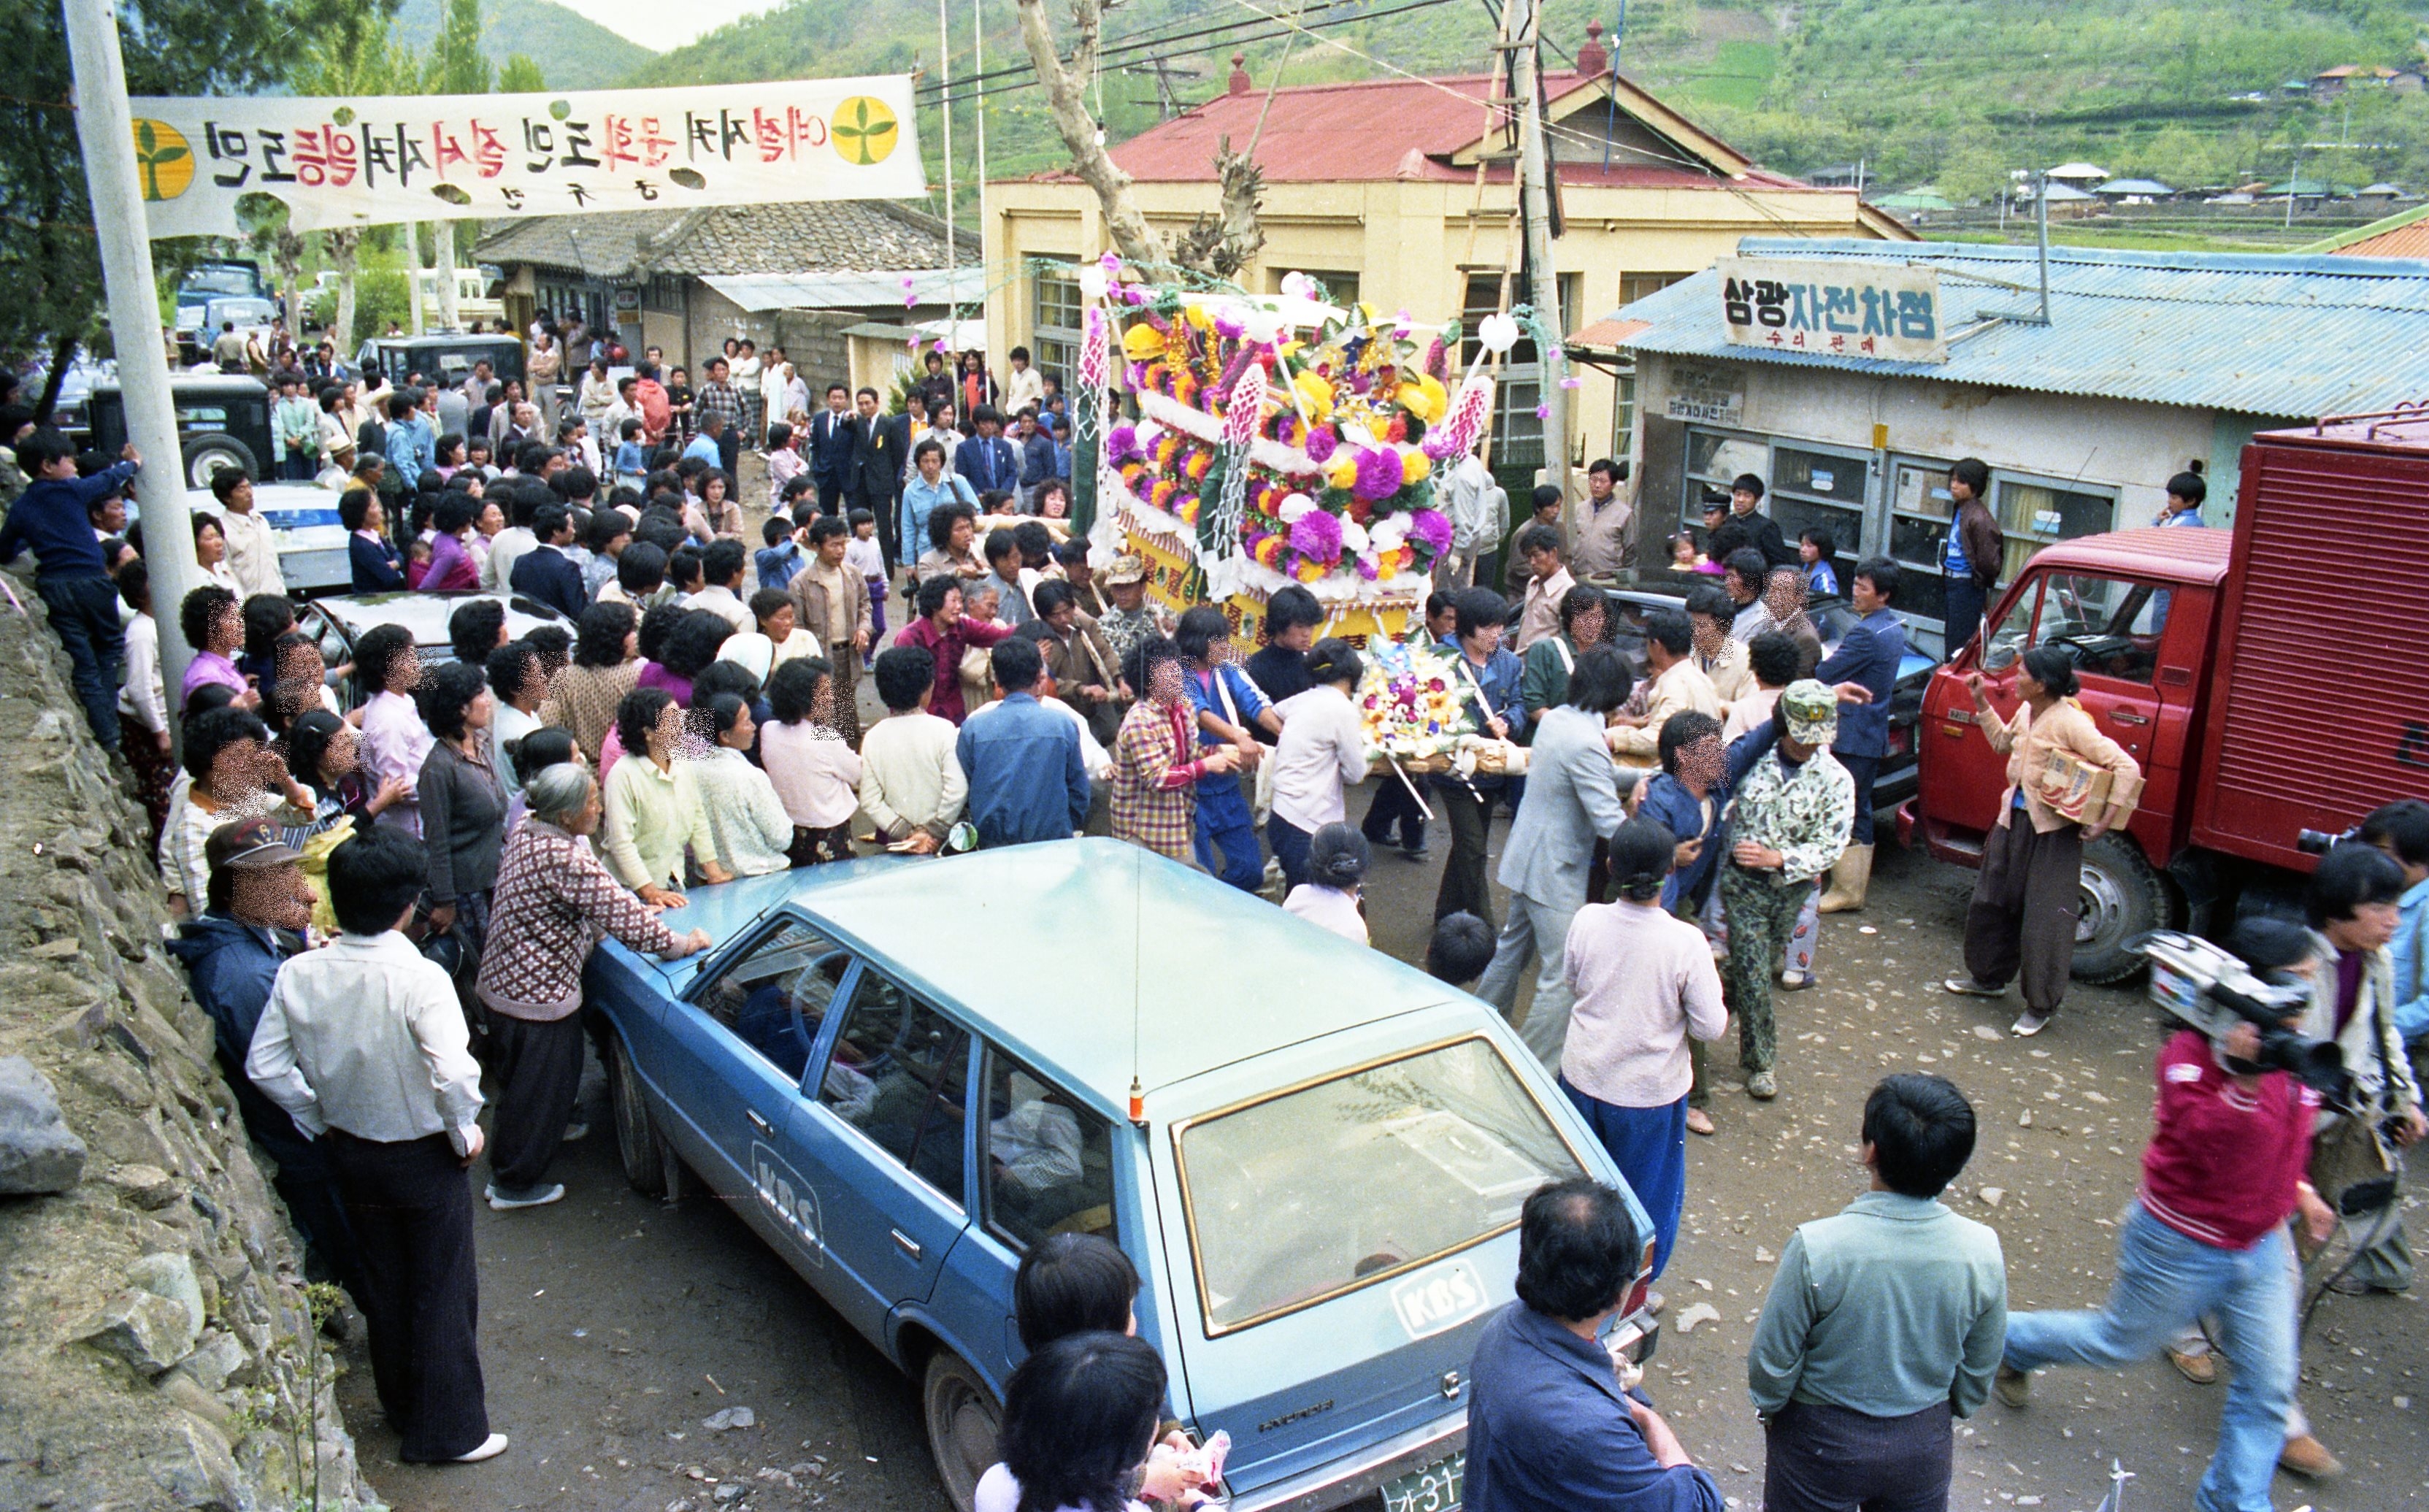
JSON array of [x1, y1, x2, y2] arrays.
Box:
[[430, 0, 491, 96], [0, 0, 309, 418], [498, 53, 545, 93]]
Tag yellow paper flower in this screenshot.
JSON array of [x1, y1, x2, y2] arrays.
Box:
[[1324, 453, 1360, 491], [1183, 303, 1213, 331], [1294, 370, 1335, 421], [1400, 449, 1432, 483], [1397, 375, 1448, 423], [1121, 324, 1164, 361]]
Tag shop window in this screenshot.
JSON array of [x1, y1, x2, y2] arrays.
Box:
[[1620, 272, 1686, 307], [1993, 477, 2117, 584], [1887, 456, 1957, 626]]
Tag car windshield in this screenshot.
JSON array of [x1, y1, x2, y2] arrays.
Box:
[[1175, 1036, 1585, 1332], [184, 268, 257, 295]]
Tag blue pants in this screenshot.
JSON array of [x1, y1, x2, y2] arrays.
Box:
[[1943, 575, 1988, 659], [1559, 1081, 1687, 1283], [2004, 1202, 2293, 1512], [38, 574, 125, 748], [1837, 752, 1880, 845], [1193, 782, 1263, 891], [1267, 813, 1313, 893]]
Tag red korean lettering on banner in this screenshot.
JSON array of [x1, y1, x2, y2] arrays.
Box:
[[290, 125, 359, 188], [469, 120, 505, 177], [431, 122, 469, 177]]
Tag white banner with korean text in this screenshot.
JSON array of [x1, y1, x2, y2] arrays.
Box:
[[1718, 257, 1946, 364], [127, 77, 923, 239]]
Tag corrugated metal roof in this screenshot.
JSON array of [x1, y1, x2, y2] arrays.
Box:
[[1611, 238, 2429, 418], [702, 268, 989, 312]]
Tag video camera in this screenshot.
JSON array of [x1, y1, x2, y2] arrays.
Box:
[[2130, 930, 2348, 1098], [2295, 824, 2358, 856]]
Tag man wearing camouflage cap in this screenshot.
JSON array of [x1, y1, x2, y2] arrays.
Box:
[[1718, 679, 1857, 1100], [1092, 553, 1173, 667]]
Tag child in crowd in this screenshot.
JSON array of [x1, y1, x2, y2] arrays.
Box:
[[1668, 530, 1708, 573], [1799, 527, 1839, 596], [764, 421, 806, 510], [756, 515, 805, 593], [844, 507, 888, 648], [1426, 911, 1495, 986], [1283, 823, 1373, 945], [613, 419, 648, 490]]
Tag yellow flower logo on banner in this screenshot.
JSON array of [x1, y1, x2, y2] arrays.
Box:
[[831, 97, 900, 166], [131, 119, 193, 202]]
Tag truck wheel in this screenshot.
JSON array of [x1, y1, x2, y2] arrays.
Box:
[[607, 1032, 683, 1202], [182, 432, 258, 491], [923, 1349, 1000, 1512], [2073, 833, 2172, 985]]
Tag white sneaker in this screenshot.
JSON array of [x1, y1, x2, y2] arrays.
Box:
[[485, 1182, 565, 1210], [2010, 1010, 2052, 1037], [453, 1432, 510, 1462]]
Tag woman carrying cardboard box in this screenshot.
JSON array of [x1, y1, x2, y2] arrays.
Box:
[[1943, 645, 2145, 1037]]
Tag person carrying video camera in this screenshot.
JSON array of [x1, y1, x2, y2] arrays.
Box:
[[1994, 916, 2337, 1512], [2298, 842, 2427, 1295]]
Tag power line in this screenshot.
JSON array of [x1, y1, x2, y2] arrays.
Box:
[[913, 0, 1382, 99], [921, 0, 1465, 110]]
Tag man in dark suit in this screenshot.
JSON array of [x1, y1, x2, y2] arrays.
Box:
[[953, 405, 1021, 497], [808, 383, 856, 517], [848, 387, 907, 572], [507, 504, 589, 621], [1812, 556, 1909, 914]]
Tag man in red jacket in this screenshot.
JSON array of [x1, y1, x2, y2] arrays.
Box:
[[1993, 917, 2335, 1512]]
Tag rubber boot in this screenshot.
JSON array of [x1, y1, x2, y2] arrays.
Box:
[[1816, 843, 1873, 913]]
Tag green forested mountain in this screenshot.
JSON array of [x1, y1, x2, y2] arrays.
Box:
[[618, 0, 2429, 207], [395, 0, 655, 91]]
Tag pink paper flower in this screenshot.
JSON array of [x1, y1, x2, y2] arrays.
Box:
[[1290, 509, 1343, 565], [1406, 508, 1453, 556], [1352, 446, 1405, 502]]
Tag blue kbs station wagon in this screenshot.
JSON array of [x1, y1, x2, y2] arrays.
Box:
[[586, 838, 1658, 1512]]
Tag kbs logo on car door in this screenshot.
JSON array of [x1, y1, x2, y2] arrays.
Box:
[[753, 1142, 824, 1268], [1388, 1259, 1485, 1340]]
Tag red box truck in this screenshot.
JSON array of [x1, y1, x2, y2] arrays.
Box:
[[1899, 410, 2429, 981]]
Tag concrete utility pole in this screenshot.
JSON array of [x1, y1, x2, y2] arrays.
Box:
[[61, 0, 206, 706], [408, 221, 429, 334], [436, 224, 462, 331], [938, 0, 958, 356], [1505, 0, 1574, 545]]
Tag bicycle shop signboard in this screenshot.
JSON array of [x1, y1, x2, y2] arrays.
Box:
[[1718, 257, 1947, 364], [126, 76, 923, 238]]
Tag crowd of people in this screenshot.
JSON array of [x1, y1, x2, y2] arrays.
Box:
[[2, 342, 2421, 1509]]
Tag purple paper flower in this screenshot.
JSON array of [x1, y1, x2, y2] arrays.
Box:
[[1290, 509, 1344, 565], [1357, 553, 1381, 580], [1105, 424, 1138, 461], [1214, 311, 1246, 340], [1352, 446, 1405, 502], [1406, 508, 1453, 556], [1304, 426, 1338, 464]]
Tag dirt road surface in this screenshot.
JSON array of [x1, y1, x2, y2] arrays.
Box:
[[343, 747, 2427, 1512]]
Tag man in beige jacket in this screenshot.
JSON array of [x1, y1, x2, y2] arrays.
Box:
[[1605, 608, 1721, 771]]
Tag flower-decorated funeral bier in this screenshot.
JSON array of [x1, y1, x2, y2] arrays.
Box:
[[1081, 265, 1497, 650]]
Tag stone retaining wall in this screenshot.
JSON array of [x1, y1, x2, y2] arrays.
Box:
[[0, 587, 379, 1511]]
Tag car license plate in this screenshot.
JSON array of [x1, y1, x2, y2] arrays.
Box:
[[1380, 1450, 1463, 1512]]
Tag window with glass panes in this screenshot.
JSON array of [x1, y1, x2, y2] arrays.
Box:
[[1031, 262, 1083, 391], [1992, 476, 2117, 584], [1887, 456, 1957, 626], [1275, 269, 1359, 310], [1462, 272, 1540, 467]]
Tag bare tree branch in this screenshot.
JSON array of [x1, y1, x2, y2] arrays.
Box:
[[1013, 0, 1167, 266]]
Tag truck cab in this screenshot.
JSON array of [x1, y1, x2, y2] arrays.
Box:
[[1904, 528, 2230, 982]]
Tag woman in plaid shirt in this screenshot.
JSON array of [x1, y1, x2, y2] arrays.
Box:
[[1110, 637, 1243, 861], [473, 763, 708, 1208]]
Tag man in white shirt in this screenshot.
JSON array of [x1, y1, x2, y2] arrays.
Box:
[[212, 470, 287, 601], [689, 540, 756, 632], [1003, 345, 1046, 418], [859, 644, 970, 852], [246, 826, 507, 1465]]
